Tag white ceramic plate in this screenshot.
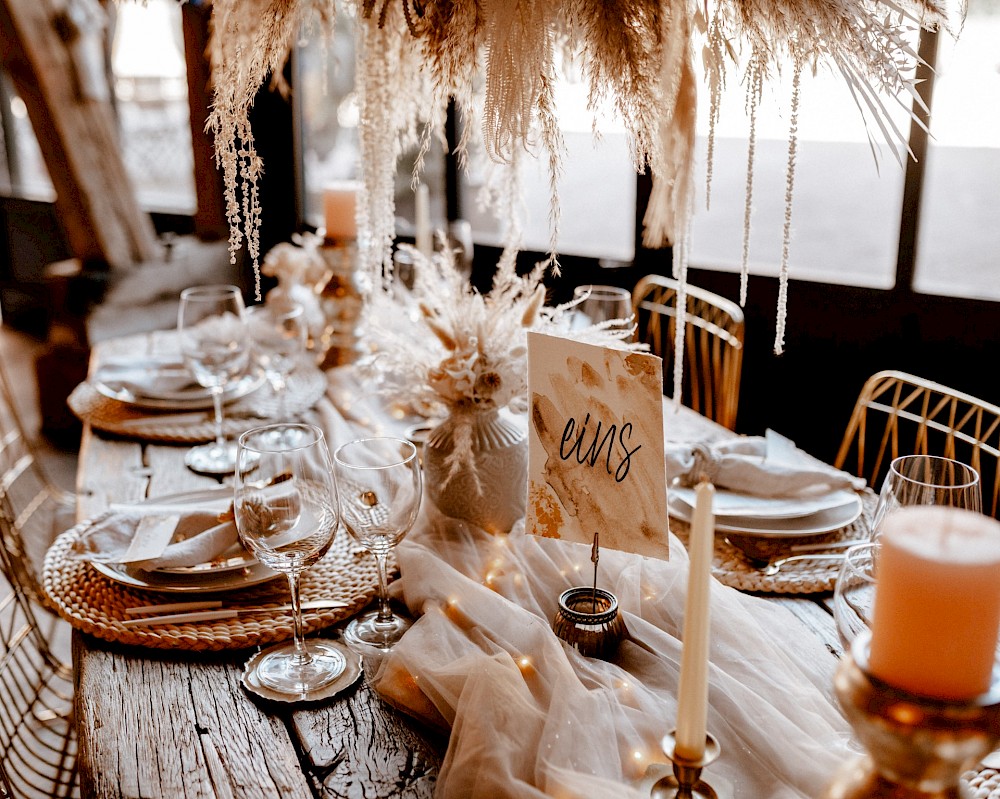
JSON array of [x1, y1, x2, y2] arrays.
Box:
[[93, 368, 266, 411], [89, 488, 279, 590], [668, 493, 863, 537], [91, 559, 280, 593], [670, 486, 860, 520]]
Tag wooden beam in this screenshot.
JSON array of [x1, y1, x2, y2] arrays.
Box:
[[0, 0, 159, 268]]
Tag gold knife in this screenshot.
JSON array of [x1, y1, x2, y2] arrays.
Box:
[[120, 599, 352, 627]]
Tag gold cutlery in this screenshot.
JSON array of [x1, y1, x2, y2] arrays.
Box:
[[121, 599, 351, 627]]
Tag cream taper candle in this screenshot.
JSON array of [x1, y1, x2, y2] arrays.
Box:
[[675, 481, 715, 760], [868, 505, 1000, 700], [415, 183, 431, 259]]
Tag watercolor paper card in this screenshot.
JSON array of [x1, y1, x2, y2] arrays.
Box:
[[525, 332, 669, 560]]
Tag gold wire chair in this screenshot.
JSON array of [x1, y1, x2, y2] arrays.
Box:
[[833, 370, 1000, 518], [631, 274, 745, 430], [0, 322, 79, 797]]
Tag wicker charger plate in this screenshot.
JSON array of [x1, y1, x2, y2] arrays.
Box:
[[42, 518, 384, 652], [67, 364, 328, 443], [670, 491, 876, 594]]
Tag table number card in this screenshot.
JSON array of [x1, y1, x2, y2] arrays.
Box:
[[525, 332, 669, 560]]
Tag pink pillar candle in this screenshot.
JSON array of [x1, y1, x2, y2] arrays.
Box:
[[323, 181, 361, 242], [868, 506, 1000, 700]]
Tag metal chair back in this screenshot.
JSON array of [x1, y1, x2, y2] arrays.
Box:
[[632, 274, 745, 430], [833, 370, 1000, 518]]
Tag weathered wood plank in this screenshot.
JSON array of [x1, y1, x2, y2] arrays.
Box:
[[770, 595, 844, 660], [74, 637, 314, 799], [292, 676, 445, 798]]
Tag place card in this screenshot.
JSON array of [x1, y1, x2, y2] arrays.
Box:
[[525, 332, 669, 560], [120, 514, 180, 563]]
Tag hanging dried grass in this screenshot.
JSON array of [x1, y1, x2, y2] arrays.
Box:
[[206, 0, 961, 357]]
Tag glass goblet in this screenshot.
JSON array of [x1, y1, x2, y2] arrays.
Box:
[[177, 285, 249, 475], [334, 436, 421, 651], [234, 423, 346, 697], [870, 454, 982, 541], [246, 302, 307, 420], [571, 284, 635, 337], [833, 542, 879, 652]]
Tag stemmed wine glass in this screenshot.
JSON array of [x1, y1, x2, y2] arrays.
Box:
[[833, 542, 879, 651], [177, 285, 250, 475], [571, 284, 635, 337], [334, 436, 421, 651], [870, 454, 982, 541], [246, 303, 307, 420], [234, 423, 346, 697]]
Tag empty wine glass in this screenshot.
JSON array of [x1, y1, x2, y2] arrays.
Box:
[[177, 285, 249, 475], [246, 302, 307, 420], [234, 423, 345, 697], [334, 437, 421, 651], [833, 542, 879, 651], [571, 284, 635, 336], [870, 455, 982, 541]]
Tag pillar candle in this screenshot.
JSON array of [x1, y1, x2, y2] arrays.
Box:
[[415, 183, 432, 259], [868, 506, 1000, 700], [675, 481, 715, 760], [323, 180, 361, 242]]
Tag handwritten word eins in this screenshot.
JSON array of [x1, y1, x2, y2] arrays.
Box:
[[559, 413, 641, 483]]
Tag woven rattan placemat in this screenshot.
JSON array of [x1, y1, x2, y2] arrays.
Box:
[[67, 365, 328, 443], [43, 519, 382, 651], [670, 492, 876, 594]]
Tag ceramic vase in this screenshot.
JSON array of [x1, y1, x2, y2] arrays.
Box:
[[422, 407, 527, 534]]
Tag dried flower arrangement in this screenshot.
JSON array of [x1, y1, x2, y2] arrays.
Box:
[[206, 0, 959, 353], [363, 243, 640, 483]]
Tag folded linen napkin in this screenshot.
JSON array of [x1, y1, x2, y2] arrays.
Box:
[[665, 429, 867, 497], [94, 358, 203, 401], [70, 508, 240, 571]]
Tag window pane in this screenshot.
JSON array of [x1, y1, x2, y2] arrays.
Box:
[[689, 54, 913, 289], [914, 0, 1000, 301], [460, 76, 636, 262], [111, 0, 195, 214]]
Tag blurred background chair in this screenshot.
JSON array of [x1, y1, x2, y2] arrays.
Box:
[[632, 274, 745, 430], [833, 370, 1000, 518]]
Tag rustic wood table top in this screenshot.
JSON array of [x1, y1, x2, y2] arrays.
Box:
[[70, 336, 843, 799]]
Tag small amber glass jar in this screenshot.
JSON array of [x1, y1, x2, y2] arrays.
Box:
[[552, 587, 625, 660]]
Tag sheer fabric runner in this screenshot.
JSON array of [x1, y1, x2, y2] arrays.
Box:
[[318, 369, 853, 798]]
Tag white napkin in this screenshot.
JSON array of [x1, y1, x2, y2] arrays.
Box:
[[665, 429, 867, 498], [70, 508, 240, 571], [94, 358, 202, 401]]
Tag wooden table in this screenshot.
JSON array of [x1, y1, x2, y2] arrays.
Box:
[[70, 342, 844, 799]]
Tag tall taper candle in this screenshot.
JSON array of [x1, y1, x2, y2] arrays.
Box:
[[675, 481, 715, 761], [415, 183, 432, 259]]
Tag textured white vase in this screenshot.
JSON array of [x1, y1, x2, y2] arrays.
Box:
[[423, 407, 527, 534]]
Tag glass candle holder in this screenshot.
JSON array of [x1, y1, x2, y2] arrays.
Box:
[[552, 586, 625, 660], [820, 631, 1000, 799]]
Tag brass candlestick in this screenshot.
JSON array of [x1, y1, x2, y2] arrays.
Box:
[[316, 240, 366, 368], [651, 731, 722, 799], [820, 631, 1000, 798]]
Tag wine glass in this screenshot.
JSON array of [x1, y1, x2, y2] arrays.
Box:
[[571, 284, 634, 336], [334, 436, 421, 651], [833, 542, 879, 651], [177, 285, 250, 475], [246, 303, 307, 420], [234, 423, 346, 697], [870, 455, 982, 541]]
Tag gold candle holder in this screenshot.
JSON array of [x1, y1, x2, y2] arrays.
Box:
[[820, 631, 1000, 798], [316, 240, 367, 368], [651, 730, 722, 799]]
